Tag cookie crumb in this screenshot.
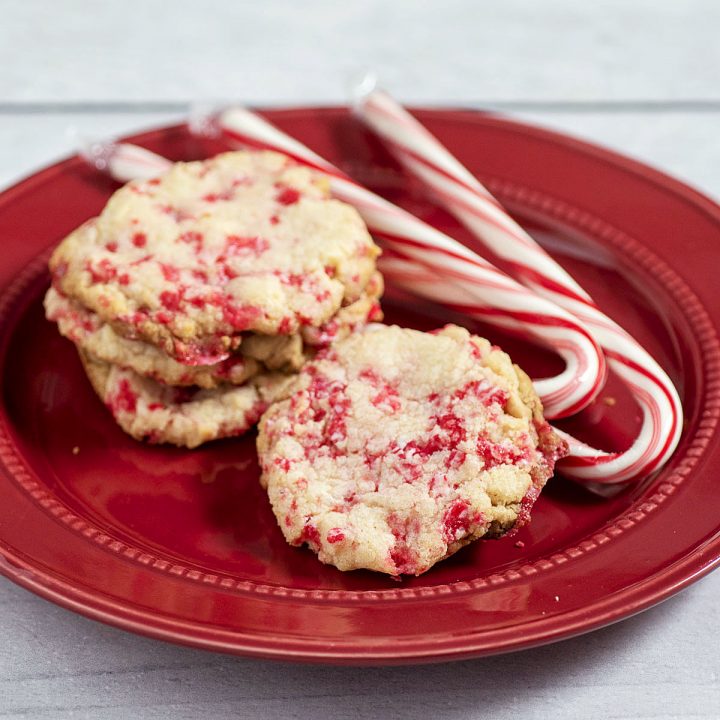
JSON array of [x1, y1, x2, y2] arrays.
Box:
[[602, 396, 617, 407], [72, 446, 80, 455], [514, 540, 525, 549]]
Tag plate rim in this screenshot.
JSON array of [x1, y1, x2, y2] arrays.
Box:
[[1, 106, 720, 664]]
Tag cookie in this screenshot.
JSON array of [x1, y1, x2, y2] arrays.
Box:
[[257, 324, 567, 576], [81, 351, 294, 448], [45, 271, 383, 386], [45, 288, 260, 388], [50, 151, 380, 364]]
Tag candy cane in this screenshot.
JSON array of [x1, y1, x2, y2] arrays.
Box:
[[354, 85, 683, 484], [78, 134, 611, 480], [77, 136, 172, 181], [198, 107, 607, 421]]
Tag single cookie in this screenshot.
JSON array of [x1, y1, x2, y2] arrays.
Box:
[[50, 151, 380, 364], [81, 351, 294, 448], [257, 324, 567, 576], [45, 273, 382, 386]]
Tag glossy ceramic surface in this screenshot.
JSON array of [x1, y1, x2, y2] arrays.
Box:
[[0, 108, 719, 664]]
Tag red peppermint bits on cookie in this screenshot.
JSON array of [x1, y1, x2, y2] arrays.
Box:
[[326, 528, 346, 544], [224, 235, 269, 257], [275, 186, 301, 206]]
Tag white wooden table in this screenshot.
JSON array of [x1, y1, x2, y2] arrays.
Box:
[[1, 2, 719, 717]]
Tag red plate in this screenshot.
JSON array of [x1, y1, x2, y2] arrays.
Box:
[[1, 108, 719, 664]]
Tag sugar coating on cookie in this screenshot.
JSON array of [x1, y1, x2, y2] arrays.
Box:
[[50, 151, 380, 364], [81, 352, 294, 448], [257, 324, 567, 576]]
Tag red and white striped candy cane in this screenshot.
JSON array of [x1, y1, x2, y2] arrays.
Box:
[[203, 107, 609, 421], [82, 131, 605, 421], [78, 137, 172, 181], [83, 132, 605, 418], [354, 86, 683, 484], [77, 131, 614, 482]]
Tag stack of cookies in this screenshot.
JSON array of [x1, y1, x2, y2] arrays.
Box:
[[45, 151, 383, 448]]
